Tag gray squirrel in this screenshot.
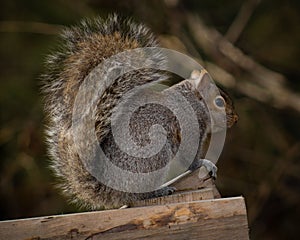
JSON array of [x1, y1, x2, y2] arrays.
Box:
[[42, 14, 238, 209]]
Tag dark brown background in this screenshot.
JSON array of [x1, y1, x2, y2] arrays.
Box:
[[0, 0, 299, 239]]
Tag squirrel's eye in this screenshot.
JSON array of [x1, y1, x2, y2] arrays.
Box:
[[214, 96, 225, 108]]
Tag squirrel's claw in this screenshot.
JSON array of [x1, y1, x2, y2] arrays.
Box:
[[153, 186, 177, 198], [189, 159, 218, 180]]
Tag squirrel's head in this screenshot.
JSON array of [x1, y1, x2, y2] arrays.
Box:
[[189, 69, 238, 132]]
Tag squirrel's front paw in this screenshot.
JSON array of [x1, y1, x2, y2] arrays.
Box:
[[189, 159, 218, 179]]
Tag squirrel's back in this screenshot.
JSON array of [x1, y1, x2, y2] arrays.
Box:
[[43, 14, 162, 138]]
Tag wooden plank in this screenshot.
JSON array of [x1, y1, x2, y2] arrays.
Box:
[[170, 169, 221, 198], [131, 188, 214, 207], [0, 197, 249, 240]]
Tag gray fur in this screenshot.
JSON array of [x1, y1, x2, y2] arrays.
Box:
[[41, 15, 238, 209]]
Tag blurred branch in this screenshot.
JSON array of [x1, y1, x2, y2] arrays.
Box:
[[186, 14, 300, 113], [247, 143, 300, 224], [0, 21, 63, 35], [225, 0, 261, 43]]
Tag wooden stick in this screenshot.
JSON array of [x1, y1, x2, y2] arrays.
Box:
[[0, 196, 249, 240]]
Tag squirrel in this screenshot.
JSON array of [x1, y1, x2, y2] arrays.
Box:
[[41, 14, 238, 210]]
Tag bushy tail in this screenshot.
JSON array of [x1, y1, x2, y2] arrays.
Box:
[[41, 14, 168, 209]]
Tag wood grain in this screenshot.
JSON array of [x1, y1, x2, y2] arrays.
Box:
[[131, 188, 214, 207], [0, 196, 249, 240]]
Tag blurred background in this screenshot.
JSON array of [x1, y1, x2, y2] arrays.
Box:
[[0, 0, 299, 239]]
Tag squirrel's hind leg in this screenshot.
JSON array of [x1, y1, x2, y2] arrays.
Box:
[[146, 186, 176, 199]]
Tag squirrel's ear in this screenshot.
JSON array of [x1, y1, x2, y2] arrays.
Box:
[[190, 69, 211, 91]]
